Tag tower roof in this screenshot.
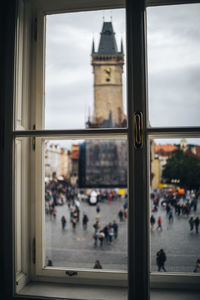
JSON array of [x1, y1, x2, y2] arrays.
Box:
[[96, 22, 120, 55]]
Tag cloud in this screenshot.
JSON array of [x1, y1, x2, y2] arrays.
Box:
[[147, 3, 200, 127], [45, 4, 200, 131]]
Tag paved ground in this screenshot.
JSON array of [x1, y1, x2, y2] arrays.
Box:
[[46, 197, 128, 270], [46, 196, 200, 272]]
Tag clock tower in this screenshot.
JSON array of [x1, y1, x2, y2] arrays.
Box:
[[90, 22, 125, 128]]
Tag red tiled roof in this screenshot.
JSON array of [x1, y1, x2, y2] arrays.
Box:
[[155, 144, 178, 156]]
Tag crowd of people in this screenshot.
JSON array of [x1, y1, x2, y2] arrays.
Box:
[[151, 188, 200, 272], [45, 179, 128, 251], [150, 189, 200, 232]]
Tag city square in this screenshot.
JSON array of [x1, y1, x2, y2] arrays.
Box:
[[45, 190, 200, 273]]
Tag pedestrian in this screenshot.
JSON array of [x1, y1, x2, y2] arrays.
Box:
[[150, 215, 156, 230], [93, 221, 100, 231], [93, 230, 99, 247], [123, 201, 128, 210], [61, 215, 67, 230], [124, 208, 128, 219], [176, 204, 181, 216], [112, 220, 118, 239], [73, 209, 78, 222], [47, 259, 53, 266], [166, 203, 170, 215], [193, 258, 200, 272], [96, 205, 100, 213], [96, 211, 101, 222], [157, 216, 162, 231], [156, 249, 167, 272], [108, 193, 112, 205], [99, 230, 105, 247], [108, 224, 114, 245], [118, 209, 124, 222], [70, 208, 74, 222], [75, 206, 80, 222], [193, 199, 197, 212], [71, 216, 77, 230], [189, 216, 194, 231], [168, 209, 173, 223], [82, 213, 89, 230], [194, 216, 200, 234], [93, 260, 102, 269]]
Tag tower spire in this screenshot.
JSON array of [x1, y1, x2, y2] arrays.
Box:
[[97, 22, 118, 55]]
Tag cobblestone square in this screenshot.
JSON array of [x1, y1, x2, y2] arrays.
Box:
[[46, 194, 200, 272]]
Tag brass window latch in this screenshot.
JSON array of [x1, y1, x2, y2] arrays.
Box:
[[134, 112, 143, 149]]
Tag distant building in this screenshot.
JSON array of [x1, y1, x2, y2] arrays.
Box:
[[80, 21, 127, 188], [45, 142, 62, 179], [70, 144, 79, 185], [180, 138, 187, 152], [151, 144, 178, 189], [79, 139, 127, 187], [88, 21, 126, 128], [60, 148, 71, 179]]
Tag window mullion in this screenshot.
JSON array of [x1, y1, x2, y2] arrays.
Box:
[[126, 0, 149, 299]]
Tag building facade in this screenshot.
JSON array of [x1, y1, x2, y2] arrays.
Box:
[[89, 22, 126, 128]]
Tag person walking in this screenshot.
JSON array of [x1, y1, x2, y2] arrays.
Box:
[[189, 216, 194, 231], [98, 230, 105, 247], [82, 213, 89, 230], [156, 249, 167, 272], [194, 216, 200, 234], [150, 215, 156, 230], [108, 224, 114, 245], [61, 216, 67, 230], [96, 205, 100, 213], [157, 216, 162, 231], [93, 230, 99, 247], [93, 221, 100, 231], [168, 209, 173, 223], [108, 193, 112, 205], [118, 209, 124, 222], [93, 260, 102, 269], [112, 220, 118, 239], [71, 216, 77, 230], [193, 258, 200, 272]]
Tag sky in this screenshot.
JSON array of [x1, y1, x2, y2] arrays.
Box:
[[45, 9, 126, 130], [44, 4, 200, 147]]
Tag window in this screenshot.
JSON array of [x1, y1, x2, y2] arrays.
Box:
[[2, 0, 200, 300]]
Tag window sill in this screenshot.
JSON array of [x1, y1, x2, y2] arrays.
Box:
[[17, 281, 200, 300], [17, 281, 128, 300]]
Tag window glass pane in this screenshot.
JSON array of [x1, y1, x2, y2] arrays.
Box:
[[147, 4, 200, 127], [150, 137, 200, 273], [44, 138, 128, 271], [45, 9, 127, 129]]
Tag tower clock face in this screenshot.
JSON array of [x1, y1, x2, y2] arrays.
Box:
[[104, 67, 112, 82]]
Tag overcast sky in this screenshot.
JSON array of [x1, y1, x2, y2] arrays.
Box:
[[45, 9, 126, 130], [44, 4, 200, 147]]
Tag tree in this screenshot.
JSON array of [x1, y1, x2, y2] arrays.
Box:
[[162, 150, 200, 190]]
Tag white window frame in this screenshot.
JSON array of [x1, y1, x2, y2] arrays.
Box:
[[11, 0, 200, 299]]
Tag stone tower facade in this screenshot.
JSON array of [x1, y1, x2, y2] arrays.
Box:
[[90, 22, 126, 128]]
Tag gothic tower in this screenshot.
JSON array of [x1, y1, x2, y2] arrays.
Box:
[[90, 22, 125, 128]]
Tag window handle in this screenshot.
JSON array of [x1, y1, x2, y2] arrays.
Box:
[[134, 112, 143, 149]]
